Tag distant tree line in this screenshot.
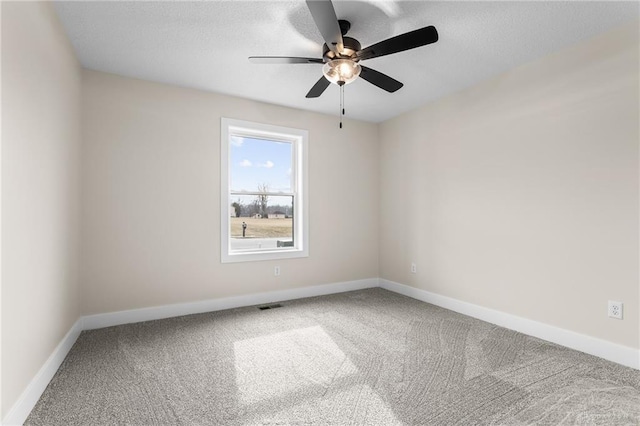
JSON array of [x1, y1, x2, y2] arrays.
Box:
[[231, 201, 292, 218], [231, 184, 292, 218]]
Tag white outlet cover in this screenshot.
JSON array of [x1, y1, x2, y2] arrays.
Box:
[[608, 301, 623, 320]]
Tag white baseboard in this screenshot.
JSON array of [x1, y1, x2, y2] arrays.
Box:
[[380, 278, 640, 370], [2, 319, 83, 426], [82, 278, 379, 330]]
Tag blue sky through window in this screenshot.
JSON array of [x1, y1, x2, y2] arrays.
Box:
[[230, 136, 292, 193]]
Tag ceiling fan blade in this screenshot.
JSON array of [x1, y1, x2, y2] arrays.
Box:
[[356, 26, 438, 61], [249, 56, 324, 64], [306, 0, 344, 55], [306, 76, 331, 98], [360, 66, 403, 93]]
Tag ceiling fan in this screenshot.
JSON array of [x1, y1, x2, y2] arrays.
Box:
[[249, 0, 439, 98]]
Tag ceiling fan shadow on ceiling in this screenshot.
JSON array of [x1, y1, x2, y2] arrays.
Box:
[[249, 0, 439, 102]]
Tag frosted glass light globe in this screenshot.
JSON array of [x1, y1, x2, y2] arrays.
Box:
[[322, 59, 361, 85]]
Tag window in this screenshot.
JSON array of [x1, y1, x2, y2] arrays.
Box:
[[221, 118, 308, 263]]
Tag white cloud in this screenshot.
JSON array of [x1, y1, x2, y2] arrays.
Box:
[[255, 160, 274, 168], [239, 159, 252, 167], [230, 136, 244, 147]]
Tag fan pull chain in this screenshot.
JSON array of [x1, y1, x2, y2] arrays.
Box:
[[339, 83, 344, 129]]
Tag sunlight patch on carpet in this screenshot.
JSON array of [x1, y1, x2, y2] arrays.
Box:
[[263, 383, 402, 424], [233, 325, 357, 405]]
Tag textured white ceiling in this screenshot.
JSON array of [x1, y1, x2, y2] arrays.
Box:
[[54, 1, 639, 123]]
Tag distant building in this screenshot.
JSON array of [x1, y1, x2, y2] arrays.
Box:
[[270, 211, 286, 219], [252, 213, 262, 219]]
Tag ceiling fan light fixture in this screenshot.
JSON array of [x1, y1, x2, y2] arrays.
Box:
[[322, 59, 361, 85]]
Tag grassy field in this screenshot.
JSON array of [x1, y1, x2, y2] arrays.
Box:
[[230, 217, 293, 238]]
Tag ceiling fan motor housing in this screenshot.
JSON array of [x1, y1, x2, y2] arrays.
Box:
[[323, 36, 361, 62]]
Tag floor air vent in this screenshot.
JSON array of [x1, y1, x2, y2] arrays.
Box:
[[258, 304, 283, 310]]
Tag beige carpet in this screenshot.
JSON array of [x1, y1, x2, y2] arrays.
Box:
[[26, 288, 640, 425]]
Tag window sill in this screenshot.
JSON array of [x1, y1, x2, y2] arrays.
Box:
[[221, 248, 308, 263]]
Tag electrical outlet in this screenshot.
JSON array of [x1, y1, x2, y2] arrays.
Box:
[[274, 266, 281, 277], [411, 263, 417, 274], [608, 301, 623, 320]]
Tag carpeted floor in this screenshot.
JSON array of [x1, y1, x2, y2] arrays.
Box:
[[26, 288, 640, 425]]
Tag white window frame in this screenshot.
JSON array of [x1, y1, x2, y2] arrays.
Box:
[[221, 118, 309, 263]]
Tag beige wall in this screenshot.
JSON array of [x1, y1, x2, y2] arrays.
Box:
[[1, 1, 81, 418], [80, 70, 379, 315], [379, 22, 639, 349]]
